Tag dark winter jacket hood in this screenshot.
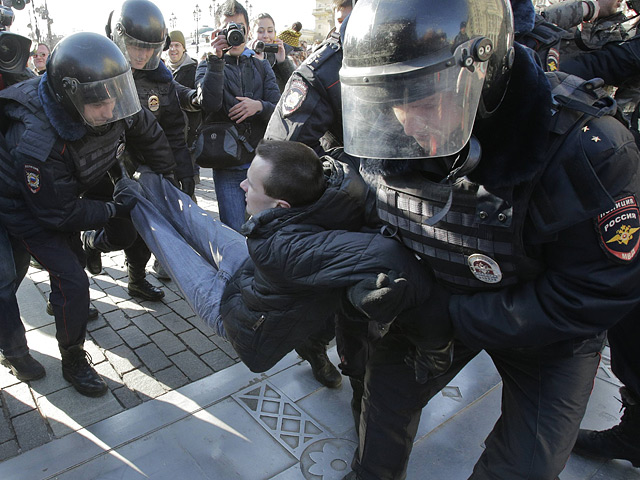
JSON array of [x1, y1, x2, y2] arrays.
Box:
[[38, 73, 87, 141]]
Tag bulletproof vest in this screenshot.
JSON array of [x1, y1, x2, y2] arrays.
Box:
[[65, 123, 125, 190], [375, 73, 619, 292], [296, 32, 343, 143]]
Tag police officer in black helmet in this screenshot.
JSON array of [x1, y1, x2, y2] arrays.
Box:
[[0, 32, 177, 397], [79, 0, 198, 301], [338, 0, 640, 478]]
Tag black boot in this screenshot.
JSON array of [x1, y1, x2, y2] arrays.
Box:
[[59, 344, 108, 397], [46, 301, 99, 320], [573, 386, 640, 467], [128, 263, 165, 301], [296, 341, 342, 389], [82, 231, 103, 275], [1, 353, 46, 381]]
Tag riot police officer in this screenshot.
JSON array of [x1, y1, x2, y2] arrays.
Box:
[[0, 32, 177, 397], [81, 0, 197, 302], [338, 0, 640, 478]]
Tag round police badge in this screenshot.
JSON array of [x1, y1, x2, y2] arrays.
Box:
[[467, 254, 503, 284], [148, 95, 160, 112], [282, 79, 308, 117]]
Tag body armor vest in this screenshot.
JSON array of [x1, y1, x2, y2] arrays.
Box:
[[376, 173, 541, 291]]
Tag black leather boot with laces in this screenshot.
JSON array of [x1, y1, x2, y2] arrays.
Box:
[[60, 344, 108, 397]]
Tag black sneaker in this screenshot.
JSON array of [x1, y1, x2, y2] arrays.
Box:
[[46, 302, 99, 320], [1, 353, 46, 381]]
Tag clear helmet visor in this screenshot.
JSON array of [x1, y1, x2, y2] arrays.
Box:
[[114, 29, 164, 70], [64, 69, 141, 126], [341, 46, 487, 159]]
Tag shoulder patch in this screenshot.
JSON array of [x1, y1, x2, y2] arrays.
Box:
[[596, 195, 640, 263], [24, 164, 41, 193], [282, 79, 308, 117]]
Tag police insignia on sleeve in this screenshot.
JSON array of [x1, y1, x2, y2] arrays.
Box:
[[24, 164, 41, 193], [546, 48, 560, 72], [596, 195, 640, 263], [282, 79, 308, 117], [467, 253, 502, 284], [148, 95, 160, 112]]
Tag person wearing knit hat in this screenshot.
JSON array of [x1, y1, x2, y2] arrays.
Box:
[[277, 22, 302, 49]]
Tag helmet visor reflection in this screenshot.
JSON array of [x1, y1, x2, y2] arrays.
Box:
[[64, 69, 142, 126], [341, 57, 486, 159], [114, 30, 165, 70]]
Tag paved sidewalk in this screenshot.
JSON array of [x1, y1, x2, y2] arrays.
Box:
[[0, 173, 639, 479]]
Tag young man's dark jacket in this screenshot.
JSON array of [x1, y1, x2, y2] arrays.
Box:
[[0, 75, 176, 238], [195, 50, 281, 164], [129, 62, 193, 185], [220, 157, 429, 372], [169, 53, 201, 147]]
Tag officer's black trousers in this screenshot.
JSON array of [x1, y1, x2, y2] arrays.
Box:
[[351, 336, 601, 480], [608, 304, 640, 399], [20, 231, 89, 349]]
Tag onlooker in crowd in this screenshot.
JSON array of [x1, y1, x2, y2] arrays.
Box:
[[337, 0, 640, 478], [81, 0, 198, 302], [0, 32, 178, 396], [249, 13, 295, 92], [333, 0, 352, 30], [167, 30, 201, 146], [195, 0, 280, 232], [277, 21, 306, 66], [31, 43, 49, 75]]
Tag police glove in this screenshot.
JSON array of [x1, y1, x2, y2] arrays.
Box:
[[107, 178, 142, 218], [179, 176, 196, 197], [347, 271, 408, 323]]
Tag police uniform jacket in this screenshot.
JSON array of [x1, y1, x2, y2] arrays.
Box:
[[264, 23, 345, 155], [131, 62, 193, 181], [362, 43, 640, 356], [0, 76, 176, 238], [195, 50, 280, 164], [220, 156, 430, 373]]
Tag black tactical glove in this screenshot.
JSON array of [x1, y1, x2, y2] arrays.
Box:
[[347, 271, 408, 323], [179, 176, 196, 197], [107, 177, 142, 218]]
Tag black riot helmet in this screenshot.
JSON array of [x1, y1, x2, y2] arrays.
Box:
[[107, 0, 169, 70], [47, 32, 141, 126], [340, 0, 515, 159]]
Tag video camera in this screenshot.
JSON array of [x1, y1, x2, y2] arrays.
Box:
[[0, 4, 32, 73], [218, 22, 245, 47], [253, 40, 278, 54]]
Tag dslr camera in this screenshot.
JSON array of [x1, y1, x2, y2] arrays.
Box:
[[0, 4, 32, 73], [253, 41, 279, 54], [218, 22, 245, 47]]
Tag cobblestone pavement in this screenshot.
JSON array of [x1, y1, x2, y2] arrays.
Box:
[[0, 172, 243, 461]]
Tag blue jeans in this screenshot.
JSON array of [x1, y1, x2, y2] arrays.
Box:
[[0, 224, 34, 357], [133, 168, 248, 333], [212, 167, 248, 232]]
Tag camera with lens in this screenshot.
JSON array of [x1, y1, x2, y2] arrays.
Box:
[[218, 22, 245, 47], [253, 41, 279, 54], [0, 5, 32, 74]]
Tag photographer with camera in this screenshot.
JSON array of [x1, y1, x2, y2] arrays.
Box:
[[249, 13, 295, 92], [194, 0, 280, 232]]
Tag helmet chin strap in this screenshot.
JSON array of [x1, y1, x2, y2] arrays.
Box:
[[422, 135, 481, 226]]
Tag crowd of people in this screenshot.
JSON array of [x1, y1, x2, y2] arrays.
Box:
[[1, 0, 640, 478]]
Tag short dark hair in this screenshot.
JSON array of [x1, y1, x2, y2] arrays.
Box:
[[256, 141, 326, 207], [333, 0, 353, 9], [291, 21, 302, 32], [221, 0, 249, 28]]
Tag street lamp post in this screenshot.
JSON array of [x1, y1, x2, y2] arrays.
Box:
[[170, 12, 177, 30], [193, 4, 202, 54]]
